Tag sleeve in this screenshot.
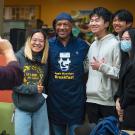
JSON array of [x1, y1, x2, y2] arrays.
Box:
[[114, 79, 122, 102], [120, 65, 135, 109], [42, 63, 48, 94], [114, 64, 124, 101], [83, 41, 90, 73], [83, 55, 89, 73], [99, 43, 121, 79], [0, 61, 23, 90]]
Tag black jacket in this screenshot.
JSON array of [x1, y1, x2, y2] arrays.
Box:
[[115, 60, 135, 109]]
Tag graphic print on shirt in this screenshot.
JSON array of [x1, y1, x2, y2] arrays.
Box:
[[23, 64, 44, 85], [54, 52, 74, 80], [58, 52, 71, 72]]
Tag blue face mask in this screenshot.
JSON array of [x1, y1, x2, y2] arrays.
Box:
[[120, 40, 132, 52]]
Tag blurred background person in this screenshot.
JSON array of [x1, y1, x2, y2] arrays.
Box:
[[0, 37, 23, 89]]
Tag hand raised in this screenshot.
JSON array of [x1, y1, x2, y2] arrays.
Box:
[[90, 57, 105, 70], [0, 37, 13, 54], [37, 80, 44, 93], [0, 37, 17, 63]]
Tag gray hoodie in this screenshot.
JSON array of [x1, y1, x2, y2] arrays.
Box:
[[86, 34, 121, 106]]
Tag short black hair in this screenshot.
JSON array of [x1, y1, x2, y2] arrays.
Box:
[[113, 9, 133, 24], [90, 7, 112, 23]]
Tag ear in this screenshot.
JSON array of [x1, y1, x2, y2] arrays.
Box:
[[104, 21, 109, 29], [126, 22, 132, 28], [70, 22, 73, 27], [52, 19, 56, 31], [69, 22, 73, 30]]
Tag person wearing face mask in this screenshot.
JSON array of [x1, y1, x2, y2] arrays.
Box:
[[114, 28, 135, 130], [120, 39, 131, 53], [12, 29, 49, 135], [112, 9, 133, 68]]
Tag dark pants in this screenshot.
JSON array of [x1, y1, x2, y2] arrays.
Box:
[[50, 122, 81, 135], [86, 102, 117, 124], [121, 105, 135, 130]]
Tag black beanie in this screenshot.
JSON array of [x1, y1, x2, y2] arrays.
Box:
[[53, 12, 73, 30], [55, 12, 73, 22]]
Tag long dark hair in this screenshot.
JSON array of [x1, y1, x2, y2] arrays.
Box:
[[120, 28, 135, 62]]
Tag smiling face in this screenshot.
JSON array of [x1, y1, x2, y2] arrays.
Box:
[[121, 31, 131, 41], [55, 20, 72, 39], [89, 15, 109, 38], [113, 16, 131, 35], [30, 32, 45, 53]]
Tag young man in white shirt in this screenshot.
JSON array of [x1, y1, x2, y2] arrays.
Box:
[[86, 7, 121, 125]]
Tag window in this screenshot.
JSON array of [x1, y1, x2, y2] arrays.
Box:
[[4, 6, 40, 20]]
